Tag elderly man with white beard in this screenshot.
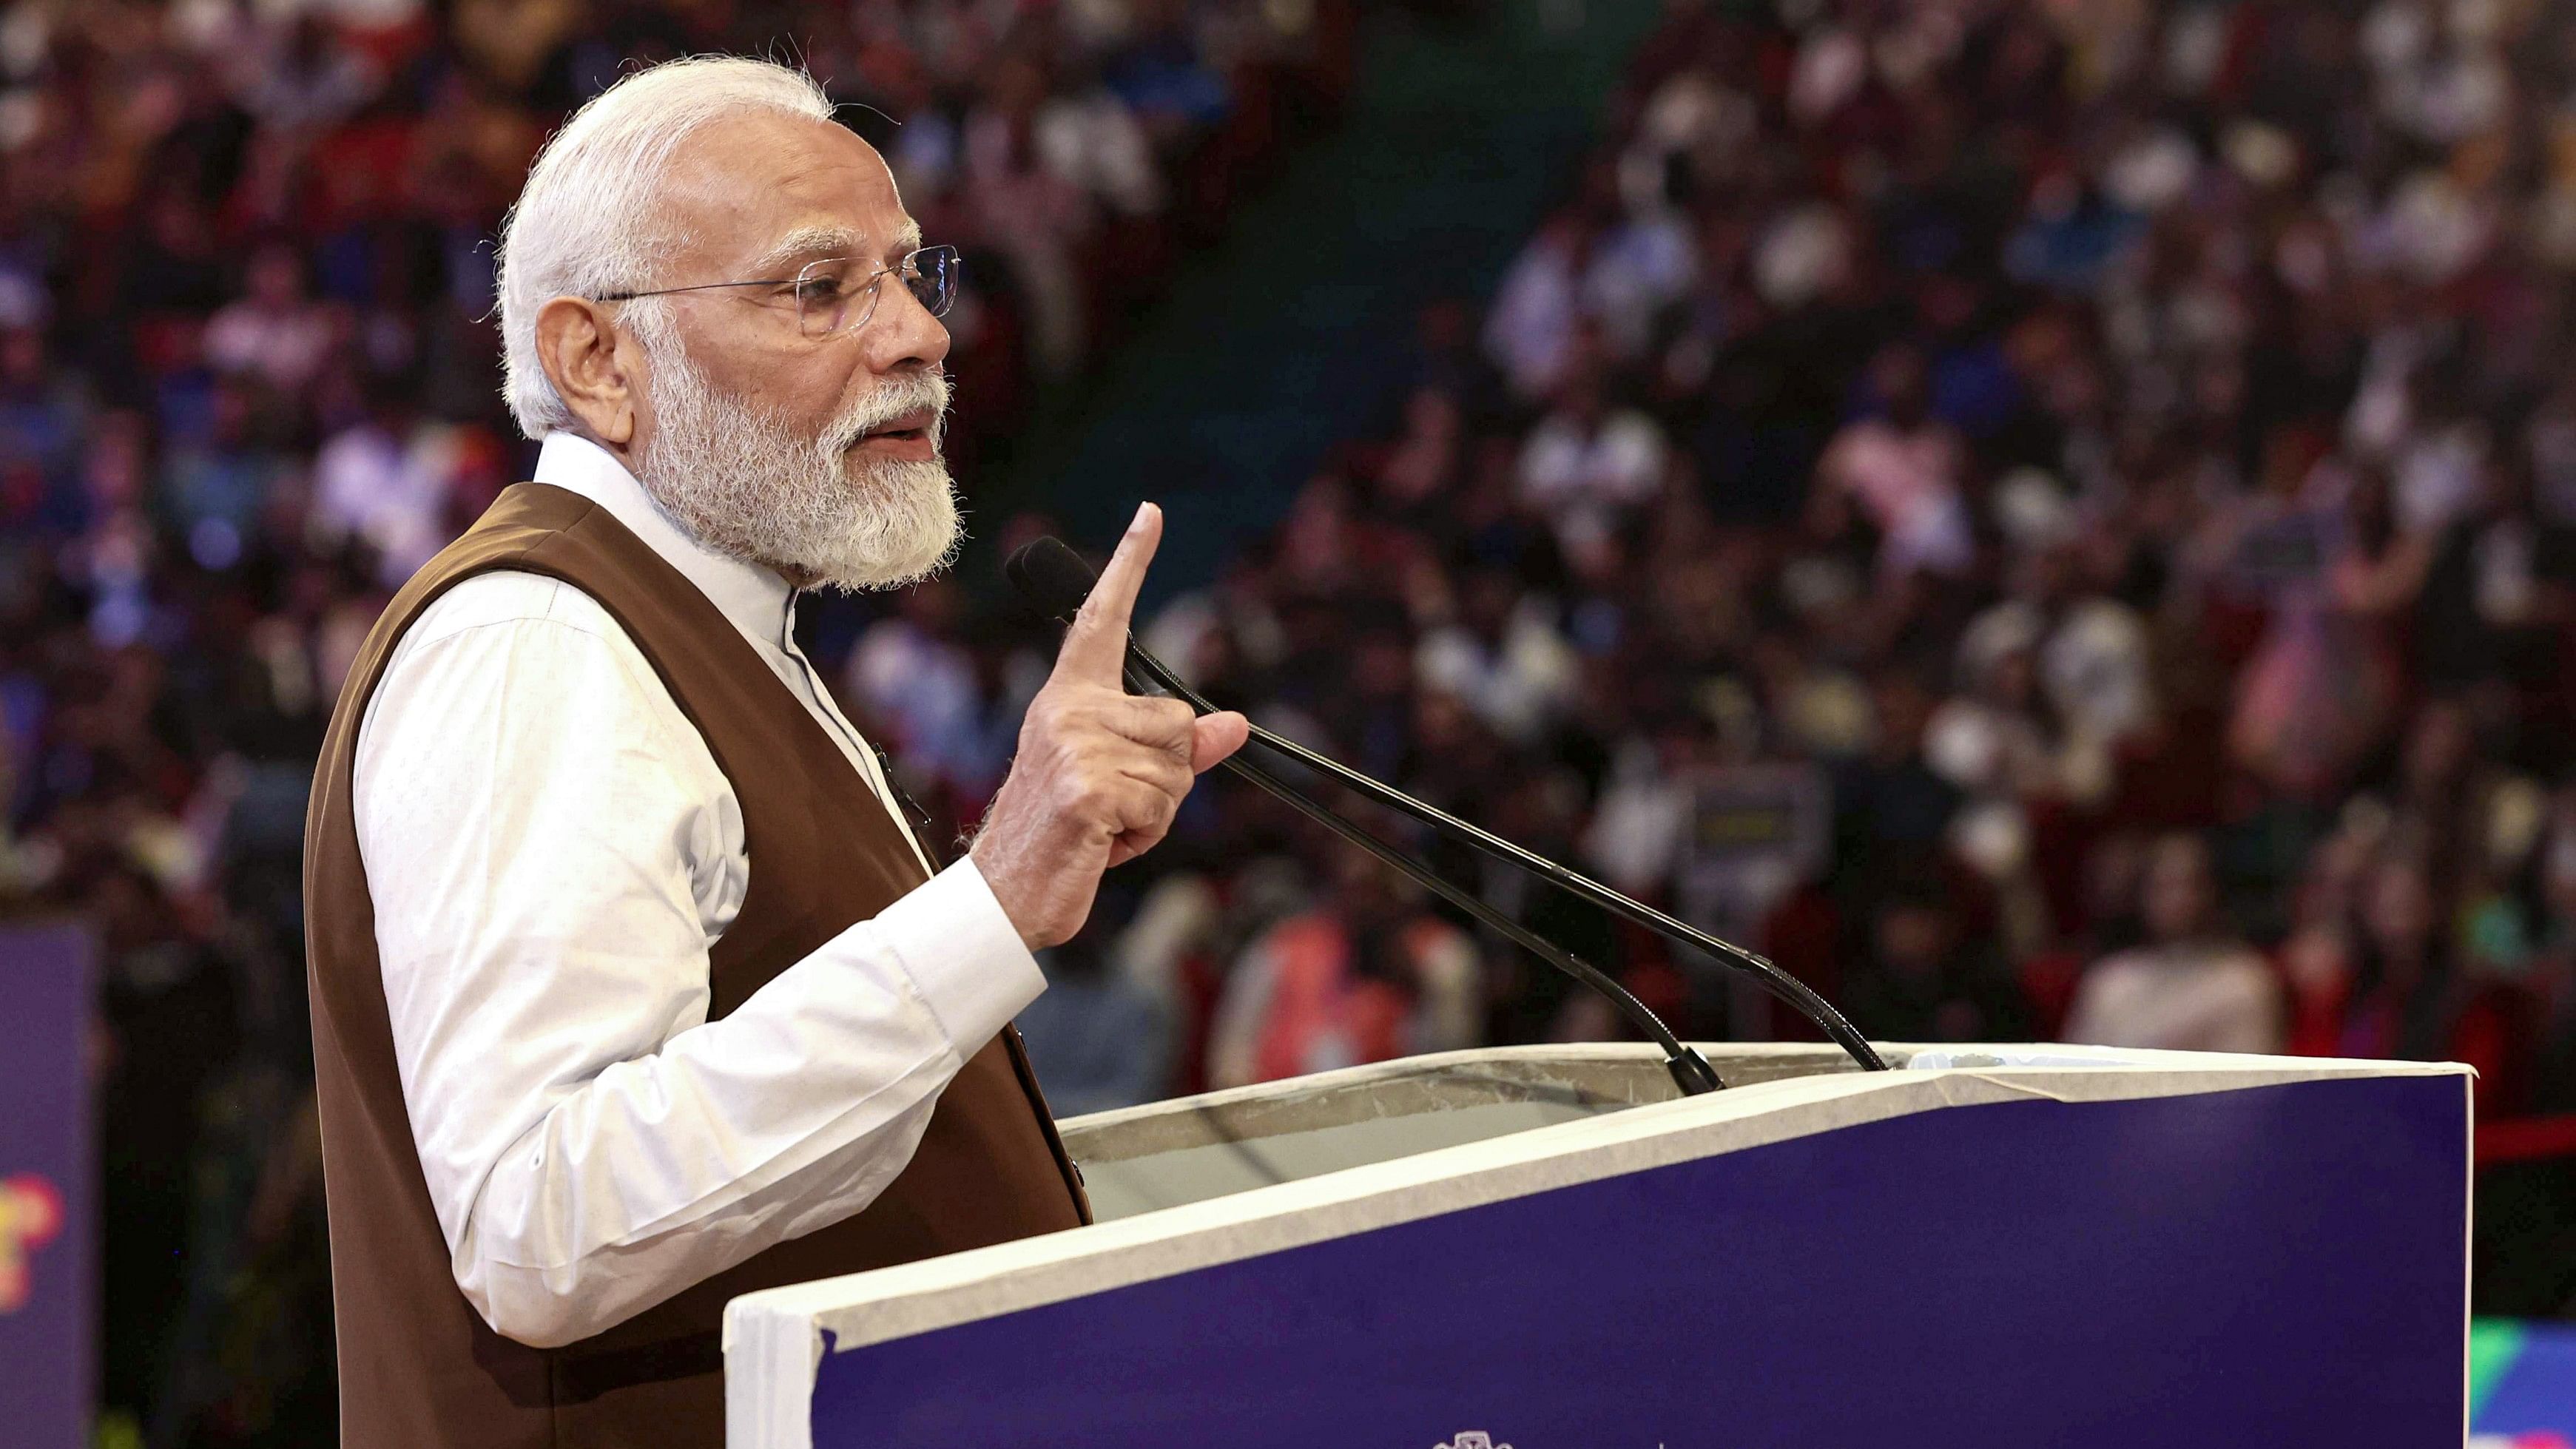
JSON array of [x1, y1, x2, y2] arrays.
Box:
[[298, 56, 1248, 1449]]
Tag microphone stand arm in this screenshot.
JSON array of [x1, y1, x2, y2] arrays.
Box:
[[1127, 644, 1887, 1075], [1130, 660, 1724, 1096]]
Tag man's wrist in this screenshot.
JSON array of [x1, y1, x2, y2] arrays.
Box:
[[965, 831, 1044, 953], [873, 857, 1047, 1047]]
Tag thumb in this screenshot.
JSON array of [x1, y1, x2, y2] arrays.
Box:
[[1190, 711, 1250, 774]]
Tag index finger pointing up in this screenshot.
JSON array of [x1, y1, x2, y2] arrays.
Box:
[[1057, 501, 1160, 683]]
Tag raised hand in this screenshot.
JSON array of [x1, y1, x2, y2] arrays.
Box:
[[969, 503, 1250, 950]]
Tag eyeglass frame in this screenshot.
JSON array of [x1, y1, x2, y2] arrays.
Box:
[[590, 243, 961, 337]]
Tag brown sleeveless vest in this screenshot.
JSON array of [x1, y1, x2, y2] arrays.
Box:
[[303, 483, 1088, 1448]]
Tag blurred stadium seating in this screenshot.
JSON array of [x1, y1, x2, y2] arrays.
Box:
[[993, 0, 2576, 1328], [10, 0, 2576, 1439]]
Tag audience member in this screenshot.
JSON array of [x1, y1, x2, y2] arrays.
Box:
[[2066, 833, 2282, 1054]]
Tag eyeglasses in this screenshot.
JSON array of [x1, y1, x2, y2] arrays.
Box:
[[594, 244, 960, 338]]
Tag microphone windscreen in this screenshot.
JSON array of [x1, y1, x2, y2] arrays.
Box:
[[1005, 536, 1100, 624]]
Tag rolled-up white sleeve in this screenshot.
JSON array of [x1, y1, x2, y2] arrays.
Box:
[[354, 572, 1042, 1348]]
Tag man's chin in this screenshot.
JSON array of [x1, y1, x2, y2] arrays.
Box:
[[838, 448, 949, 493], [795, 467, 964, 594], [805, 540, 961, 595]]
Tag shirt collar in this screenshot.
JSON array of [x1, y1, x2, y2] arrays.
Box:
[[532, 431, 795, 649]]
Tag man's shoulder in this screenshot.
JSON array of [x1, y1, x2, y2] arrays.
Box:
[[357, 569, 680, 756], [398, 569, 627, 652]]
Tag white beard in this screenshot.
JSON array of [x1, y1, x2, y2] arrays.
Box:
[[632, 326, 962, 593]]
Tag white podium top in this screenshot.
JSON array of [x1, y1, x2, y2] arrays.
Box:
[[725, 1041, 2468, 1448]]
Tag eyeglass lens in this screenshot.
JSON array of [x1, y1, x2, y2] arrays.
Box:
[[795, 247, 960, 337]]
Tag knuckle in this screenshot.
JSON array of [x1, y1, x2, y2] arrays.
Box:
[[1047, 698, 1101, 739], [1072, 766, 1117, 805]]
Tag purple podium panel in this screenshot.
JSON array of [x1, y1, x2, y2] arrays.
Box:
[[729, 1055, 2469, 1449], [0, 923, 95, 1449]]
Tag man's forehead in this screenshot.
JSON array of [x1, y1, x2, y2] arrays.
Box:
[[661, 112, 916, 268]]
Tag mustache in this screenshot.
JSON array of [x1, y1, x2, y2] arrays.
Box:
[[821, 370, 951, 454]]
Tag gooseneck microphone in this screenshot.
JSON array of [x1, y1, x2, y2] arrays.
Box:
[[1009, 534, 1884, 1085], [1007, 536, 1723, 1095]]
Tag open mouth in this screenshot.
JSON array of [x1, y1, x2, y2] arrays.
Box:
[[860, 408, 937, 446]]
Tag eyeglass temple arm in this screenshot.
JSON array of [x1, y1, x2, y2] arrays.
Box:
[[596, 247, 954, 305]]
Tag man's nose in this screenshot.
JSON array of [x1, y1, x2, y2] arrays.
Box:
[[863, 276, 950, 374]]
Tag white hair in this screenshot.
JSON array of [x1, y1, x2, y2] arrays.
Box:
[[495, 56, 834, 439]]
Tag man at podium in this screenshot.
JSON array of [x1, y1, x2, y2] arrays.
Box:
[[300, 55, 1247, 1449]]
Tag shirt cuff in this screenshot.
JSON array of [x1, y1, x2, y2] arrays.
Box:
[[869, 856, 1046, 1052]]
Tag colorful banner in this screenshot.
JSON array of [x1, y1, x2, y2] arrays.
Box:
[[2475, 1318, 2576, 1445], [0, 923, 93, 1449]]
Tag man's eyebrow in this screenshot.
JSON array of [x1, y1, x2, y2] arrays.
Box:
[[742, 225, 866, 277]]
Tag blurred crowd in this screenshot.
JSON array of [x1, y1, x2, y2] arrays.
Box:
[[17, 0, 2576, 1436], [994, 0, 2576, 1125], [0, 0, 1349, 1439]]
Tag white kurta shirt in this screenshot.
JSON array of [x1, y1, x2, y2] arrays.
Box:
[[353, 431, 1042, 1348]]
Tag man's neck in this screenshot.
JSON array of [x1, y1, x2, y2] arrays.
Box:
[[559, 428, 814, 591], [531, 430, 799, 639]]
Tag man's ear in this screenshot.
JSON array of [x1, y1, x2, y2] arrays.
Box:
[[533, 297, 644, 447]]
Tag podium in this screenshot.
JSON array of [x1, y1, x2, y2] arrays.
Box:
[[725, 1043, 2469, 1448]]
